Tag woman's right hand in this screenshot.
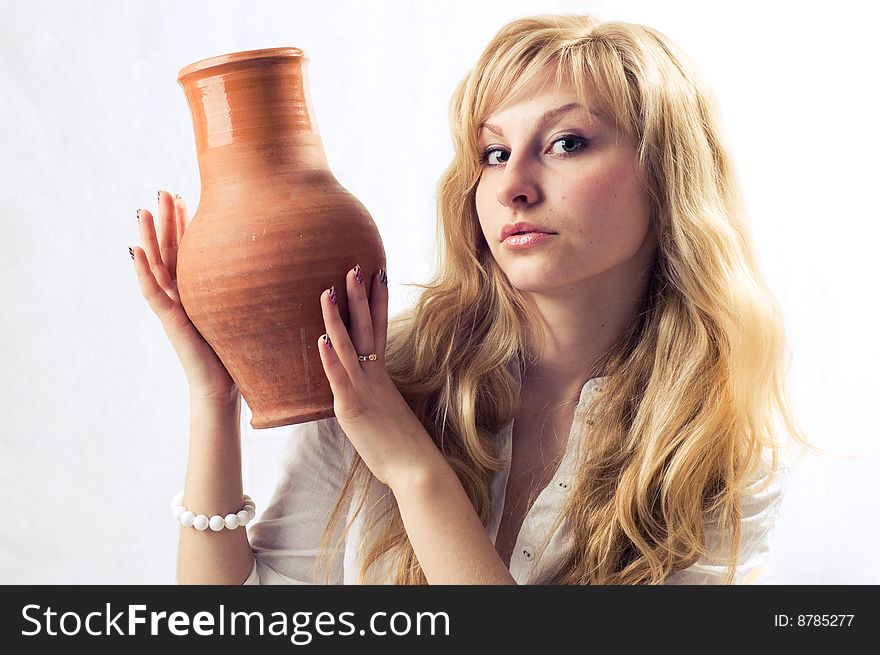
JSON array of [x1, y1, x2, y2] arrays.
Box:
[[131, 191, 240, 404]]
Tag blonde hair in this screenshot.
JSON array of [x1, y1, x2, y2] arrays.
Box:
[[316, 14, 818, 584]]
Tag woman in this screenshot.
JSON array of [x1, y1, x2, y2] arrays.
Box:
[[132, 14, 812, 584]]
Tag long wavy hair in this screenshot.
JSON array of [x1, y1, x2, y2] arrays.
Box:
[[315, 14, 816, 584]]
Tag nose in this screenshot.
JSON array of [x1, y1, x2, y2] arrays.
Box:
[[494, 155, 542, 209]]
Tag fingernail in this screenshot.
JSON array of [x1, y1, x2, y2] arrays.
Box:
[[379, 267, 387, 286], [328, 286, 337, 306], [354, 264, 363, 285], [136, 209, 140, 223], [322, 333, 333, 350], [158, 190, 162, 201], [129, 246, 134, 260]]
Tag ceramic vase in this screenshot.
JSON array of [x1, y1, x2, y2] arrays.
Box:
[[176, 47, 385, 429]]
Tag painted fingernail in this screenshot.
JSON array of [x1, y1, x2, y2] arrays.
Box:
[[328, 286, 337, 306], [129, 246, 134, 260], [322, 333, 333, 349], [136, 209, 140, 223], [158, 190, 162, 202], [379, 267, 387, 286], [354, 264, 363, 285]]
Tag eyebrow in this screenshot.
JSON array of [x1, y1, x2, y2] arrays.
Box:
[[479, 102, 602, 137]]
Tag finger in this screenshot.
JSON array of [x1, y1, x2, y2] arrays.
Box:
[[317, 331, 356, 408], [345, 263, 376, 362], [174, 194, 189, 243], [130, 245, 184, 322], [137, 208, 174, 292], [370, 267, 389, 364], [157, 191, 179, 281], [321, 286, 363, 381]]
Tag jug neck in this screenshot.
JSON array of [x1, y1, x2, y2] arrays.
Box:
[[178, 49, 329, 189]]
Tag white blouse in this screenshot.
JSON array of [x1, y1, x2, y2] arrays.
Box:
[[243, 360, 789, 585]]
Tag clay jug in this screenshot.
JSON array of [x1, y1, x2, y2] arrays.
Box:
[[176, 47, 386, 429]]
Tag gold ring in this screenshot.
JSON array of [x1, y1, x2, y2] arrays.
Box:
[[357, 353, 378, 362]]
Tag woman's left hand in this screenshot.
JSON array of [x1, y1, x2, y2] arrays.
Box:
[[317, 264, 443, 490]]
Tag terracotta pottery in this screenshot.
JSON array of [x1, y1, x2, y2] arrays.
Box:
[[176, 47, 385, 429]]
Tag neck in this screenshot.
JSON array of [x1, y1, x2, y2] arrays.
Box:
[[179, 53, 330, 201], [522, 246, 656, 402]]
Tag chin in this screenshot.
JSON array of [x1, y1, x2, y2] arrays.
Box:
[[505, 261, 580, 294], [503, 271, 559, 294]]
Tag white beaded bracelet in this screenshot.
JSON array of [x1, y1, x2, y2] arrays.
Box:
[[170, 489, 256, 531]]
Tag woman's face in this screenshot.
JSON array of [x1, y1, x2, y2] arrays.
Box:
[[475, 75, 656, 295]]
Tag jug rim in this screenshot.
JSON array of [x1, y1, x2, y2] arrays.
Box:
[[178, 47, 308, 81]]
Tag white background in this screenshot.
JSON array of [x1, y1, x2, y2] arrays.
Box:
[[1, 0, 877, 584]]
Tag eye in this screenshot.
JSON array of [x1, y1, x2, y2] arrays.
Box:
[[549, 135, 588, 156], [479, 134, 589, 167], [480, 148, 508, 166]]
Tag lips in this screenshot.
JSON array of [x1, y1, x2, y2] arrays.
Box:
[[500, 221, 557, 242]]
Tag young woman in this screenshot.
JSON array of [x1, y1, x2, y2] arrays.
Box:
[[132, 14, 812, 584]]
